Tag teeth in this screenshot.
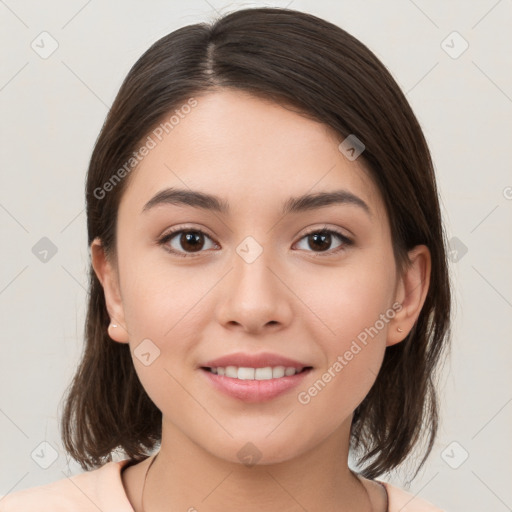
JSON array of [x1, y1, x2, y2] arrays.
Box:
[[226, 366, 238, 378], [209, 365, 302, 380], [255, 367, 273, 380], [272, 366, 285, 378]]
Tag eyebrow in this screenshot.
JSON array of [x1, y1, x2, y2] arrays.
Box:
[[142, 187, 371, 217]]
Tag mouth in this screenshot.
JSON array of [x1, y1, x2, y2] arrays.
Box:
[[200, 366, 313, 403], [201, 365, 312, 380], [198, 352, 313, 402]]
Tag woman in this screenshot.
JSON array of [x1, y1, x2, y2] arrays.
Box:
[[1, 7, 450, 511]]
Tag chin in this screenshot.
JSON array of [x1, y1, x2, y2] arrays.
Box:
[[200, 431, 315, 468]]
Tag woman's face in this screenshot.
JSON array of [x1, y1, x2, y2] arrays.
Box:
[[94, 89, 423, 465]]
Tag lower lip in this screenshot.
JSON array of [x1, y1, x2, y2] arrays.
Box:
[[201, 368, 312, 402]]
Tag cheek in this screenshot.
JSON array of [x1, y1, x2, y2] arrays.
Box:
[[292, 345, 383, 453], [295, 257, 395, 346], [119, 248, 212, 341], [292, 257, 395, 409], [117, 254, 214, 409], [295, 287, 392, 428]]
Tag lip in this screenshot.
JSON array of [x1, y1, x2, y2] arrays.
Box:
[[201, 367, 312, 402], [200, 351, 310, 370]]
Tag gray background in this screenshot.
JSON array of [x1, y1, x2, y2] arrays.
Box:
[[1, 1, 511, 511]]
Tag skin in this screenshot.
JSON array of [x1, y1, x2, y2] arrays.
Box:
[[91, 89, 431, 512]]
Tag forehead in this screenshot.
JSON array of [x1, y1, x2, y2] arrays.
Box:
[[118, 89, 386, 222]]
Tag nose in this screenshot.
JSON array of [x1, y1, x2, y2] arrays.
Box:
[[215, 241, 293, 334]]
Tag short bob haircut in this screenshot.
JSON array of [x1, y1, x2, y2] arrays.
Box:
[[61, 6, 451, 481]]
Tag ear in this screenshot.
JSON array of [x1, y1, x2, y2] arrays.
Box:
[[90, 237, 129, 344], [387, 244, 431, 347]]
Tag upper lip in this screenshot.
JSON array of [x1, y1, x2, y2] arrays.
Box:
[[200, 352, 311, 369]]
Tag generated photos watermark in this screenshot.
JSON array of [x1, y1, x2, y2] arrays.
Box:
[[93, 97, 198, 200], [297, 302, 402, 405]]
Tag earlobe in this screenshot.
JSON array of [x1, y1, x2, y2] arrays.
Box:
[[387, 244, 431, 347], [90, 237, 129, 344], [107, 321, 128, 343]]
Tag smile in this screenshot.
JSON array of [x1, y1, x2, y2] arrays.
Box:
[[204, 366, 310, 380], [200, 366, 313, 402]]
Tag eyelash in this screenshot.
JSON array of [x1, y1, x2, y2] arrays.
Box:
[[157, 225, 353, 259]]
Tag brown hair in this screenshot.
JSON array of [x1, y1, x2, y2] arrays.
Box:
[[60, 6, 451, 480]]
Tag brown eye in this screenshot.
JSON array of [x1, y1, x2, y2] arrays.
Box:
[[295, 228, 352, 255], [307, 232, 332, 252], [178, 231, 206, 252], [158, 226, 352, 259], [158, 229, 217, 257]]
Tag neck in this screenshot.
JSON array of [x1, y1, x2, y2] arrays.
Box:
[[140, 417, 373, 512]]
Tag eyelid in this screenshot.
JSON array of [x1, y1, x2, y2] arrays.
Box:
[[159, 223, 216, 241], [299, 224, 351, 240]]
